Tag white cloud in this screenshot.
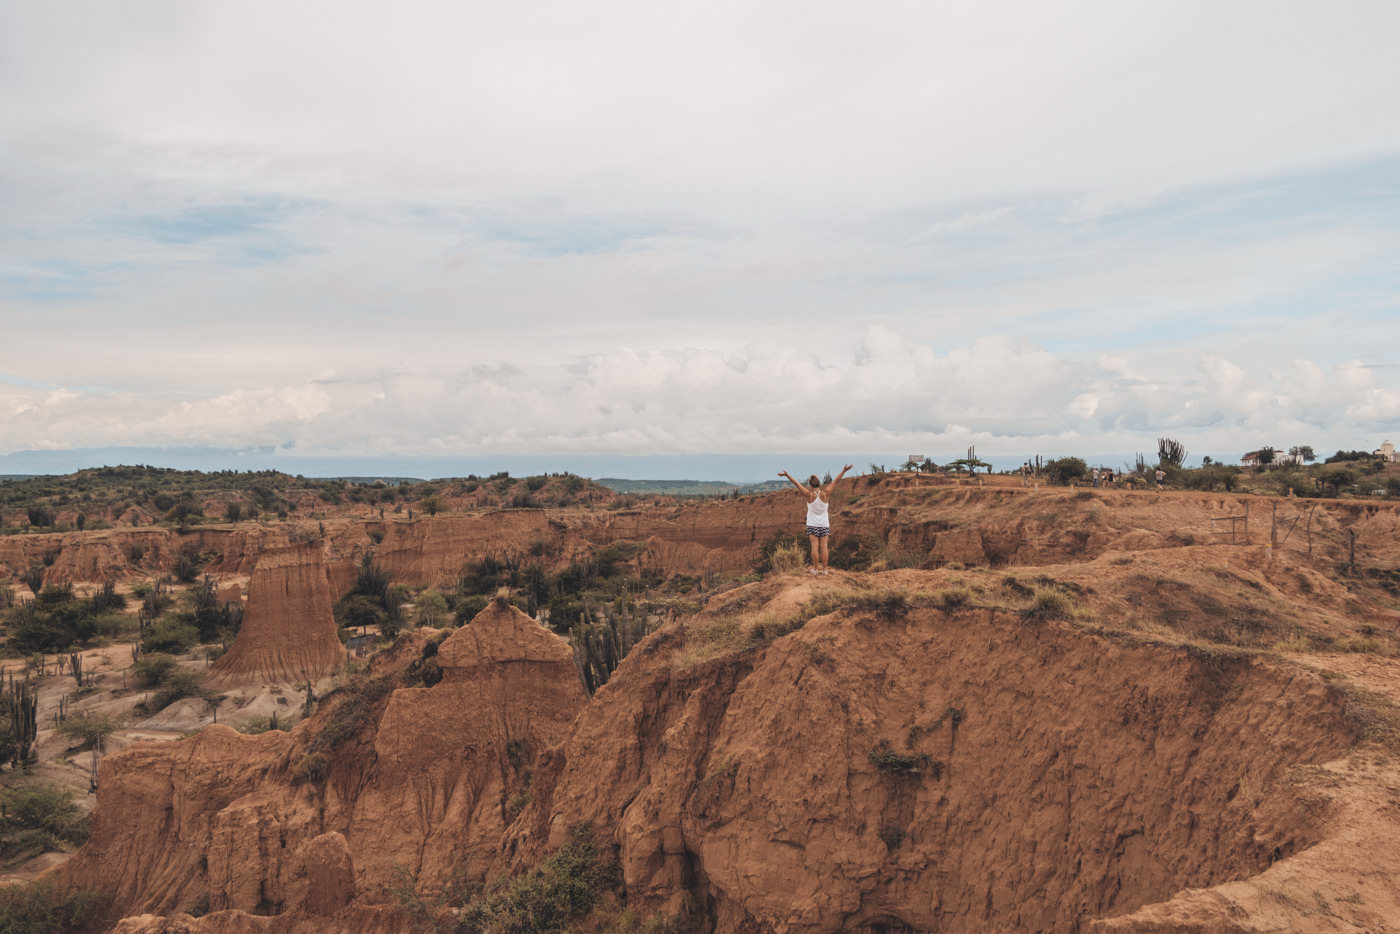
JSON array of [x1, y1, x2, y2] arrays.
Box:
[[2, 2, 1398, 467], [0, 328, 1391, 461]]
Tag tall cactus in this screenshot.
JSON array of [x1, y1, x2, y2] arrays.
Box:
[[6, 672, 38, 769]]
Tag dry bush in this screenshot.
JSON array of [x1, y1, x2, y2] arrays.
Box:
[[768, 543, 806, 574], [1030, 588, 1076, 619], [1270, 635, 1310, 653], [936, 587, 972, 609]]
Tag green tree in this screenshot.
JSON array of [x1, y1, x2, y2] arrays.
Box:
[[415, 591, 449, 628], [335, 595, 387, 636], [1316, 465, 1354, 496], [1044, 457, 1088, 486], [1289, 445, 1316, 463], [24, 505, 55, 528]]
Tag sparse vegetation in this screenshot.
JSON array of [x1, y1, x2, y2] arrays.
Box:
[[388, 823, 618, 934], [2, 582, 129, 655], [1029, 588, 1076, 619], [293, 671, 396, 783], [869, 739, 935, 776], [0, 783, 90, 869], [0, 879, 99, 932]]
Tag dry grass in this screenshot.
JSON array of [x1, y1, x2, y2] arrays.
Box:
[[768, 543, 806, 575], [1333, 635, 1394, 656], [1270, 635, 1311, 653], [1030, 588, 1076, 619], [675, 616, 745, 666]]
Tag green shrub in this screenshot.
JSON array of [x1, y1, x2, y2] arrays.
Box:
[[55, 714, 121, 751], [5, 587, 99, 654], [149, 670, 207, 709], [141, 617, 200, 654], [454, 594, 490, 625], [335, 594, 389, 636], [0, 784, 87, 843], [936, 587, 972, 608], [295, 674, 396, 783], [292, 751, 329, 783], [92, 612, 128, 638], [131, 653, 178, 687], [1045, 457, 1088, 486], [455, 824, 617, 931], [0, 880, 99, 932], [414, 591, 450, 628]]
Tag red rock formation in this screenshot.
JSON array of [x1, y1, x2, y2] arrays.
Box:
[[333, 598, 587, 889], [209, 541, 346, 686], [7, 486, 1400, 596], [61, 601, 586, 931], [53, 725, 294, 920], [513, 599, 1356, 931]]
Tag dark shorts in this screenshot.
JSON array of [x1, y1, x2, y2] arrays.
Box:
[[806, 525, 830, 538]]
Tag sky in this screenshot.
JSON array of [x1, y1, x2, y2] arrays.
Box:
[[2, 1, 1399, 478]]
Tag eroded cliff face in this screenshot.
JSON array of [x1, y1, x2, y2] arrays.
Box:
[[61, 578, 1380, 933], [5, 483, 1400, 596], [57, 599, 586, 931], [56, 725, 294, 918], [332, 598, 587, 891], [209, 541, 346, 686], [516, 601, 1352, 932]]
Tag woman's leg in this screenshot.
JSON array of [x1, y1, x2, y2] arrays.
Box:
[[809, 533, 820, 571], [818, 535, 830, 571]]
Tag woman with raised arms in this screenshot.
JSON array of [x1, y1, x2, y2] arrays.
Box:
[[778, 464, 854, 576]]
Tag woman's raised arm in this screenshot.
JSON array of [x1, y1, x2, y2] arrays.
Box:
[[778, 470, 809, 494], [825, 464, 854, 492]]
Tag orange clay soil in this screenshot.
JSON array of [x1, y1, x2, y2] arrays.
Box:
[[208, 540, 345, 687], [9, 481, 1400, 932]]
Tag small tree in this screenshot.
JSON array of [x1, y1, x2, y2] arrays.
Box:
[[1316, 466, 1354, 497], [1045, 457, 1088, 486], [25, 505, 55, 528], [21, 565, 44, 595], [1289, 445, 1316, 463], [415, 590, 449, 628], [1256, 446, 1276, 467]]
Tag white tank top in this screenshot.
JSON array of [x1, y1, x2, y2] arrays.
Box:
[[806, 494, 829, 527]]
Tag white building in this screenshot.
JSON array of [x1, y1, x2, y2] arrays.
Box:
[[1377, 441, 1397, 463]]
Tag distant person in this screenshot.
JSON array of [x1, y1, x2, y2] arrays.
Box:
[[1091, 467, 1101, 488], [778, 465, 854, 576], [1021, 462, 1031, 486], [1155, 468, 1166, 492], [1102, 467, 1113, 488]]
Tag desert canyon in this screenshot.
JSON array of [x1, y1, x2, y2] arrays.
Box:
[[1, 470, 1399, 932]]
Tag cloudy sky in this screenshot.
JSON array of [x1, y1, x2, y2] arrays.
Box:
[[2, 1, 1398, 475]]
